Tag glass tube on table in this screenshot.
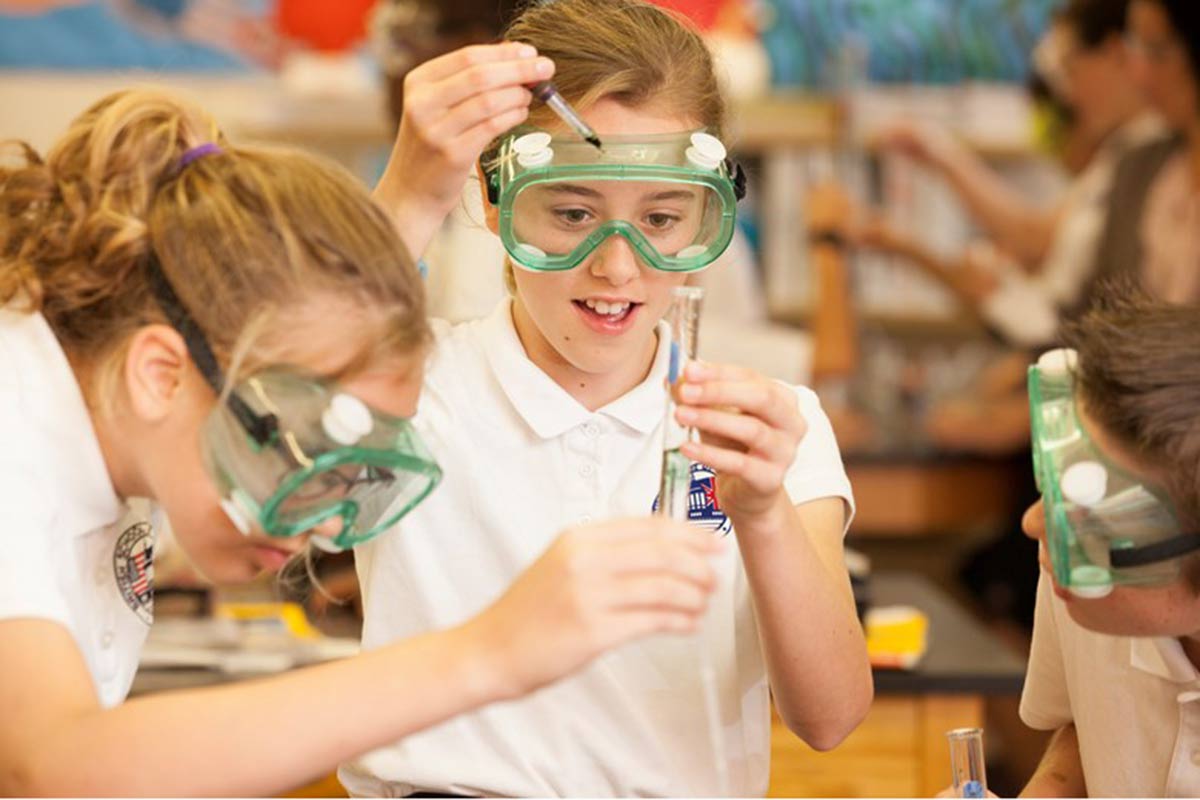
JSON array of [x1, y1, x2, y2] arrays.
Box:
[[947, 727, 988, 798]]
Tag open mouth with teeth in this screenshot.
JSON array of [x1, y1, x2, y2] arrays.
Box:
[[573, 297, 643, 331]]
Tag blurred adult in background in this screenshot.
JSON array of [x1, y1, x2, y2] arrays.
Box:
[[836, 0, 1165, 636], [1124, 0, 1200, 305], [861, 0, 1165, 351]]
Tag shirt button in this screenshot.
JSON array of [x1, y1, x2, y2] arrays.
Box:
[[100, 630, 114, 649], [579, 463, 595, 478], [580, 515, 593, 524], [583, 422, 600, 437]]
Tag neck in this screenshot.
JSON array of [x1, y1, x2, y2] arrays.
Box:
[[1180, 634, 1200, 672], [1090, 101, 1142, 149], [510, 299, 659, 412], [88, 393, 150, 501]]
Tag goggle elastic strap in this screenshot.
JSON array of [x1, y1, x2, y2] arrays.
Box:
[[1109, 532, 1200, 569], [143, 252, 279, 446]]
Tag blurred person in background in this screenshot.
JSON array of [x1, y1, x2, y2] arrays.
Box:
[[836, 0, 1164, 636], [1123, 0, 1200, 305], [860, 0, 1164, 352]]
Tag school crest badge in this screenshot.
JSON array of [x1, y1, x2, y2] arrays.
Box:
[[651, 461, 732, 537], [113, 521, 154, 625]]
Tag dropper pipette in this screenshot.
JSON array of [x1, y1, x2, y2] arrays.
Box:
[[531, 81, 604, 151]]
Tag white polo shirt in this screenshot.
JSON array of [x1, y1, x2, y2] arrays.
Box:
[[1021, 573, 1200, 796], [0, 308, 154, 708], [342, 299, 854, 797]]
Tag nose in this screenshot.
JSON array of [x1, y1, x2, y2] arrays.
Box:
[[588, 235, 641, 286], [312, 517, 343, 539], [1022, 499, 1047, 542]]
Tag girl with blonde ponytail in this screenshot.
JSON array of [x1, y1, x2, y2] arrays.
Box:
[[0, 87, 718, 795]]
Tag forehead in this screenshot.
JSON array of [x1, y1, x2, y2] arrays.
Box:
[[526, 180, 705, 204], [1076, 395, 1167, 485], [566, 97, 703, 139], [257, 296, 415, 382]]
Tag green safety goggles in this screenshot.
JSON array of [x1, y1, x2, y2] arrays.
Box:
[[145, 254, 441, 551], [203, 370, 441, 550], [483, 129, 746, 273], [1029, 349, 1200, 597]]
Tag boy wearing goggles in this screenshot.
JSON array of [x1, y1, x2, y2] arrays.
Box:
[[1019, 293, 1200, 797]]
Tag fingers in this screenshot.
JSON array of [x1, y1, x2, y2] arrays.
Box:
[[422, 57, 553, 113], [608, 574, 712, 615], [675, 404, 795, 465], [605, 610, 700, 641], [574, 515, 721, 550], [411, 42, 541, 84], [601, 535, 719, 590], [680, 439, 785, 494], [676, 377, 804, 437], [432, 85, 535, 139]]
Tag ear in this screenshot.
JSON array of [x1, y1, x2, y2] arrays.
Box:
[[122, 324, 192, 423], [476, 161, 501, 236]]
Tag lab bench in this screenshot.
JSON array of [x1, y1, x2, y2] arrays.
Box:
[[769, 571, 1026, 798]]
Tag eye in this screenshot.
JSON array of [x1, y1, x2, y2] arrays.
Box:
[[554, 207, 593, 226], [644, 212, 680, 230]]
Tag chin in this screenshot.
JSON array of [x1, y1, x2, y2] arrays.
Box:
[[1062, 588, 1192, 638]]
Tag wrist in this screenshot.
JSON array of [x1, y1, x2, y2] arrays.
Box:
[[728, 489, 792, 538], [442, 618, 524, 706], [371, 183, 447, 262]]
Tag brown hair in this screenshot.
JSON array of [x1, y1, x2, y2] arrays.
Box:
[[493, 0, 727, 291], [0, 88, 428, 409], [1063, 284, 1200, 528], [505, 0, 726, 138]]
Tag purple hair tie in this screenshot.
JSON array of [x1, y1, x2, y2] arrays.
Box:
[[177, 142, 222, 171]]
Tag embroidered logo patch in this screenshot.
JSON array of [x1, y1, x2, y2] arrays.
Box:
[[113, 521, 154, 625], [651, 461, 732, 537]]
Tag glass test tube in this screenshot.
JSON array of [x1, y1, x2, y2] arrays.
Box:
[[947, 727, 988, 798], [658, 286, 730, 796], [659, 286, 704, 518]]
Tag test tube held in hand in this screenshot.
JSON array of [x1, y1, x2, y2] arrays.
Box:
[[947, 727, 988, 798], [657, 287, 730, 796], [659, 286, 704, 519]]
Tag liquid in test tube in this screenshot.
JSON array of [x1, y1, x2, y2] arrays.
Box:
[[947, 727, 988, 798]]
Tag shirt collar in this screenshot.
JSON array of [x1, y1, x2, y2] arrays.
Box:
[[1, 309, 124, 535], [1130, 636, 1200, 686], [478, 299, 670, 439]]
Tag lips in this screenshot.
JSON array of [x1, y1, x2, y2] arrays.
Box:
[[572, 298, 642, 335]]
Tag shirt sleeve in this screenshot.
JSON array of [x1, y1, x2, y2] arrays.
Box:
[[1020, 573, 1074, 730], [781, 385, 856, 534], [0, 465, 69, 626]]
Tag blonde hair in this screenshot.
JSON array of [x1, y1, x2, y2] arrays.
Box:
[[496, 0, 728, 291], [506, 0, 726, 138], [0, 88, 428, 408]]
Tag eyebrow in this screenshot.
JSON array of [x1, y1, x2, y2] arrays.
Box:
[[541, 184, 701, 202]]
